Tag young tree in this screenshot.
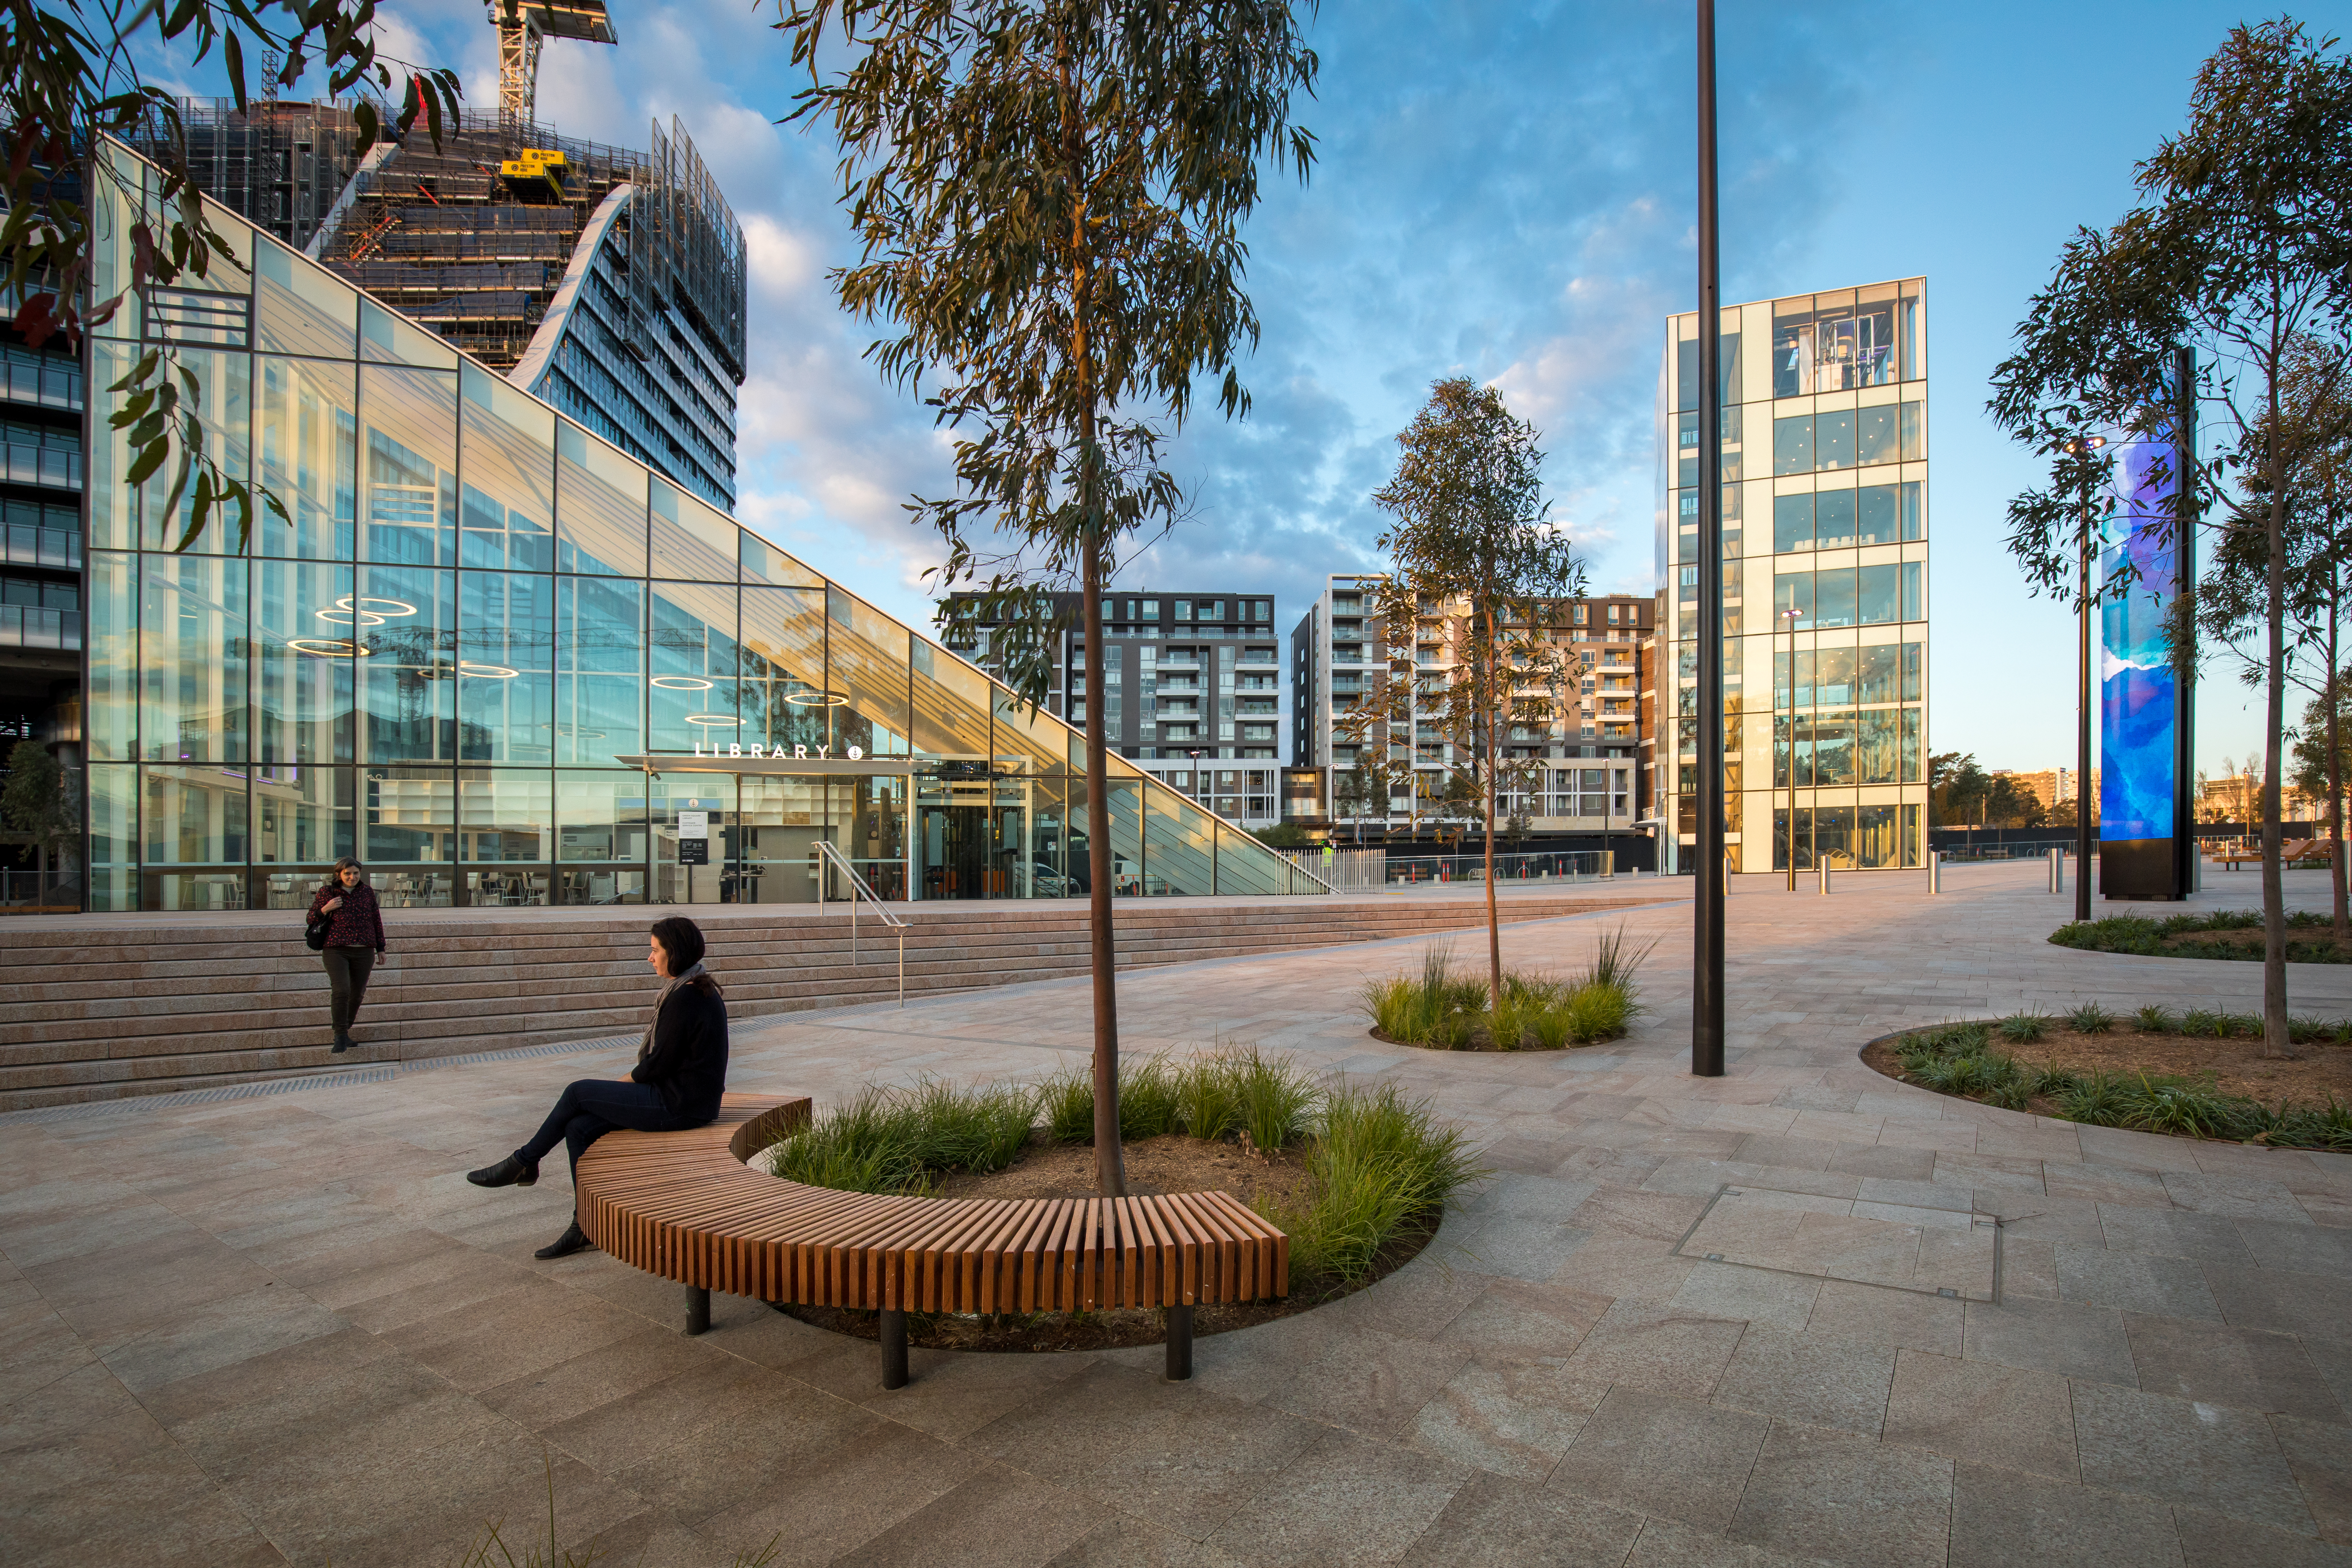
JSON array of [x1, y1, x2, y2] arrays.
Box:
[[1368, 377, 1581, 1009], [1987, 19, 2352, 1058], [1333, 648, 1409, 844], [776, 0, 1318, 1195], [5, 2, 460, 551], [2204, 333, 2352, 934]]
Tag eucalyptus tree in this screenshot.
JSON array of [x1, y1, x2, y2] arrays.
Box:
[[2205, 334, 2352, 937], [774, 0, 1318, 1194], [1988, 18, 2352, 1058], [4, 1, 460, 551], [1368, 376, 1581, 1009]]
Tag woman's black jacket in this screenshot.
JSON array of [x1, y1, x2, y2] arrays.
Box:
[[630, 978, 728, 1120]]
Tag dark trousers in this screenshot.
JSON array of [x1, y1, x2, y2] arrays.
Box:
[[517, 1078, 701, 1178], [320, 946, 377, 1034]]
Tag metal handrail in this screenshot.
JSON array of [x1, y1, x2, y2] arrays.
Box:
[[813, 840, 907, 1007]]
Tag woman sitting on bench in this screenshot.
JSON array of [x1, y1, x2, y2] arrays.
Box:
[[466, 915, 729, 1260]]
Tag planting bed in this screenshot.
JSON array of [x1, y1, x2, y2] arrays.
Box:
[[1363, 933, 1648, 1051], [762, 1050, 1485, 1352], [1862, 1009, 2352, 1148], [2052, 909, 2352, 962]]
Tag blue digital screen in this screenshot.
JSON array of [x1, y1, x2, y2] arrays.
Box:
[[2099, 435, 2182, 841]]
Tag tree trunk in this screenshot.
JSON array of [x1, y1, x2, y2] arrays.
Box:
[[1062, 30, 1125, 1193], [2261, 311, 2293, 1059], [1080, 538, 1124, 1194], [1483, 604, 1502, 1011], [2331, 481, 2347, 943]]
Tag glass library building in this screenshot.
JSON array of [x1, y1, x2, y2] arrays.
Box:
[[1657, 279, 1932, 873], [75, 140, 1323, 911]]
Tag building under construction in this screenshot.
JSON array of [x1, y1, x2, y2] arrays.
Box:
[[146, 98, 748, 512]]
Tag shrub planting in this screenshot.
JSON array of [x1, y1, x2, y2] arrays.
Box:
[[2051, 909, 2351, 962], [1884, 1024, 2351, 1150], [1362, 931, 1650, 1050], [770, 1048, 1491, 1294]]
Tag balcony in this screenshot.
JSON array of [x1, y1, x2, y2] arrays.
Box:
[[1, 358, 83, 412], [0, 606, 81, 650], [3, 526, 80, 570], [2, 444, 81, 491]]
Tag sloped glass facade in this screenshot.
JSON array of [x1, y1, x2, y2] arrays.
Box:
[[80, 141, 1324, 911]]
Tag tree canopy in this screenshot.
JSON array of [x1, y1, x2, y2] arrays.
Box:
[[774, 0, 1318, 1194]]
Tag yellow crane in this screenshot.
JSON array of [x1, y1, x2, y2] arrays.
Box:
[[484, 0, 618, 125]]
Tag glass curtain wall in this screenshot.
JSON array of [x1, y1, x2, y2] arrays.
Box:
[[82, 138, 1324, 909], [1660, 279, 1929, 873]]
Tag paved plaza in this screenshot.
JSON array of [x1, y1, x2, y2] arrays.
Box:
[[3, 861, 2349, 1567]]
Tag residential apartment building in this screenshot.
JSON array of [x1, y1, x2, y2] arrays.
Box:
[[1998, 768, 2098, 816], [0, 337, 84, 775], [1287, 574, 1656, 845], [1658, 279, 1932, 873], [941, 590, 1285, 826]]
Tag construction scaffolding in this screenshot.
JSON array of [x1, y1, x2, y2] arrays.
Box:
[[142, 100, 748, 508], [131, 102, 366, 253]]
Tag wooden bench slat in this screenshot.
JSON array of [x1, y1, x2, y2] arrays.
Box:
[[575, 1093, 1288, 1315]]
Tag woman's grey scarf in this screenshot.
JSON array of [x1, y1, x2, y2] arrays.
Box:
[[638, 960, 707, 1063]]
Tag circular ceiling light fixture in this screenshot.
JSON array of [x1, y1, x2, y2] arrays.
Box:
[[650, 675, 715, 691], [685, 713, 742, 727], [343, 595, 416, 618], [783, 690, 851, 707], [457, 661, 518, 679], [286, 638, 369, 658], [314, 607, 388, 627]]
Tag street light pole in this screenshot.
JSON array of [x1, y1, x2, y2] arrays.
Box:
[[2065, 434, 2105, 922], [1692, 0, 1726, 1077]]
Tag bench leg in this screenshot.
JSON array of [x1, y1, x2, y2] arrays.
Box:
[[1165, 1304, 1194, 1382], [685, 1285, 710, 1336], [880, 1309, 909, 1390]]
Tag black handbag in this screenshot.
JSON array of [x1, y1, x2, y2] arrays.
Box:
[[304, 907, 332, 952]]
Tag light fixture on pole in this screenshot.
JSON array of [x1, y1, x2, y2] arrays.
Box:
[[1783, 606, 1803, 892], [2062, 433, 2107, 922], [1692, 0, 1727, 1078]]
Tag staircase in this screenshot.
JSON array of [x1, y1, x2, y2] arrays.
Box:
[[0, 890, 1675, 1111]]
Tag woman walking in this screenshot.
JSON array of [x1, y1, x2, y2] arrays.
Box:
[[465, 915, 728, 1261], [308, 859, 386, 1054]]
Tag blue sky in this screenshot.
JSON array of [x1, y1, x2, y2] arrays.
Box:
[[155, 1, 2303, 780]]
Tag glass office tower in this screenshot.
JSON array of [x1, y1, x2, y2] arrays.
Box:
[[77, 139, 1322, 911], [1657, 280, 1930, 873]]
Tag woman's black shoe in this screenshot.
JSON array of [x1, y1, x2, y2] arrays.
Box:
[[534, 1220, 593, 1260], [330, 1031, 354, 1054], [465, 1154, 539, 1188]]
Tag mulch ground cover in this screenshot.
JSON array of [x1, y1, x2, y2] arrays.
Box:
[[1862, 1024, 2352, 1114]]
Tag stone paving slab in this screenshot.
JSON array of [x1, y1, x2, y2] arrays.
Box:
[[2, 861, 2350, 1566]]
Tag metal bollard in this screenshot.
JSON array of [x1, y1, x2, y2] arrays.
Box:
[[1817, 859, 1832, 895], [685, 1284, 710, 1336], [2049, 846, 2065, 893], [880, 1308, 909, 1390], [1928, 850, 1942, 895]]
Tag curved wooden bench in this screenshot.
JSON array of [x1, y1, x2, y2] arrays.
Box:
[[573, 1092, 1290, 1386]]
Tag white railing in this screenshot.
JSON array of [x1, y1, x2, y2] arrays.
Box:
[[1383, 850, 1614, 887], [1279, 847, 1385, 892], [814, 839, 907, 1008]]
